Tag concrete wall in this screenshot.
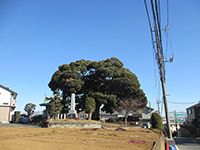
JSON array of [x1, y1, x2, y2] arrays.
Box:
[[99, 115, 117, 121], [152, 133, 165, 150], [47, 121, 102, 129], [0, 106, 10, 123]]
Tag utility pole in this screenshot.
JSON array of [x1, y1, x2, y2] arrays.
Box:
[[150, 0, 172, 139]]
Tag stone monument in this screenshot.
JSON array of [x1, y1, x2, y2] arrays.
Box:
[[69, 93, 77, 119]]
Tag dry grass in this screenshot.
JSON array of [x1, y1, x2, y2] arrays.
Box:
[[0, 127, 161, 150]]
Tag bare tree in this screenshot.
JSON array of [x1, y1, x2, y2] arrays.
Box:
[[116, 97, 146, 125]]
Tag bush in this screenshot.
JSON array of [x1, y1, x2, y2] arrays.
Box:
[[14, 111, 20, 123], [151, 113, 163, 131], [31, 115, 43, 125]]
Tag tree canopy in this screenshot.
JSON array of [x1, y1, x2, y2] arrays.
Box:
[[48, 57, 147, 120], [24, 103, 36, 117], [116, 97, 146, 125]]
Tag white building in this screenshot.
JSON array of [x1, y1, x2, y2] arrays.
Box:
[[0, 84, 17, 123]]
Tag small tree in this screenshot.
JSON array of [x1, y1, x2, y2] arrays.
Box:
[[116, 97, 146, 125], [85, 97, 96, 120], [49, 90, 63, 119], [24, 103, 36, 117], [151, 113, 163, 131]]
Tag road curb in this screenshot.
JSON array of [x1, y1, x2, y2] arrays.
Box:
[[175, 145, 180, 150]]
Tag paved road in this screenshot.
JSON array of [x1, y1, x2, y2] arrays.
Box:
[[0, 123, 39, 128], [174, 137, 200, 150]]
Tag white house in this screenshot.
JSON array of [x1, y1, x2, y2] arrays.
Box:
[[0, 84, 17, 123]]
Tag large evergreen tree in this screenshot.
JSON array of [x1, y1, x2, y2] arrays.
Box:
[[48, 57, 147, 120]]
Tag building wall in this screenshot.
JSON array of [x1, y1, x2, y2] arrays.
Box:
[[0, 87, 12, 106], [187, 108, 196, 125], [0, 87, 15, 123], [0, 106, 10, 123]]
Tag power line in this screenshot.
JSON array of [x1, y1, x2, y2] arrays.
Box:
[[144, 0, 156, 54], [168, 101, 197, 104], [167, 0, 169, 26], [144, 0, 161, 114], [146, 0, 172, 139]]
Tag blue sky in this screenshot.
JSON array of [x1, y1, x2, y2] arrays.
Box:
[[0, 0, 199, 115]]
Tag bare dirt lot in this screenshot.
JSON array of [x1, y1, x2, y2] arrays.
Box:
[[0, 127, 161, 150]]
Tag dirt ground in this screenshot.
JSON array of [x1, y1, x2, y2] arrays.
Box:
[[0, 127, 161, 150]]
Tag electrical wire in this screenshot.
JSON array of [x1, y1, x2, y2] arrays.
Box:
[[144, 0, 164, 113], [154, 0, 166, 79], [168, 101, 197, 104], [167, 0, 169, 26], [165, 0, 170, 60], [144, 0, 156, 54], [144, 0, 160, 112]]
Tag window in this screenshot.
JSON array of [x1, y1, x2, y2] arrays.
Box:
[[188, 109, 192, 114]]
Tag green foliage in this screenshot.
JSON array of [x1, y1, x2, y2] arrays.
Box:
[[14, 111, 20, 122], [85, 97, 96, 113], [85, 97, 96, 120], [49, 90, 63, 118], [31, 115, 43, 125], [151, 113, 163, 131], [48, 57, 147, 120], [24, 103, 36, 117]]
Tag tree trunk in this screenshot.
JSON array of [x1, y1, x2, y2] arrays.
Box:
[[88, 112, 92, 120], [125, 114, 128, 125], [92, 103, 101, 120]]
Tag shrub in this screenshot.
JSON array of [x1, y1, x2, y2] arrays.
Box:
[[14, 111, 20, 123], [151, 113, 163, 131]]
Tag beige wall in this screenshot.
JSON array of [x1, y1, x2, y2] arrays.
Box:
[[0, 106, 10, 123]]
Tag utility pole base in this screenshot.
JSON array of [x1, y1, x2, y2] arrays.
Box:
[[165, 137, 175, 146]]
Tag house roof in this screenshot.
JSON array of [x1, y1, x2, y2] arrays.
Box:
[[186, 103, 200, 110], [0, 84, 18, 99], [39, 97, 52, 106]]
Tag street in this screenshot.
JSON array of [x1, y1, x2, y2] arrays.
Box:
[[174, 137, 200, 150]]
